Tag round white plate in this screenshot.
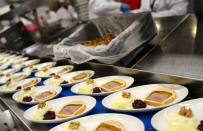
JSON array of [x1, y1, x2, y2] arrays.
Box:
[[12, 85, 62, 105], [0, 72, 31, 84], [35, 65, 74, 79], [44, 70, 95, 87], [151, 98, 203, 131], [24, 95, 96, 123], [0, 78, 41, 94], [23, 62, 56, 73], [49, 113, 145, 131], [71, 75, 134, 96], [102, 84, 188, 113]]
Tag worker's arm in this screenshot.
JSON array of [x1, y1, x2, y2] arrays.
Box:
[[152, 0, 188, 18], [89, 0, 122, 16]]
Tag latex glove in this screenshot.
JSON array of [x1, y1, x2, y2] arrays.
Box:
[[121, 3, 131, 13]]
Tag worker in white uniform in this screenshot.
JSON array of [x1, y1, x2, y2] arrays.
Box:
[[43, 9, 59, 26], [88, 0, 191, 19], [56, 0, 78, 28]]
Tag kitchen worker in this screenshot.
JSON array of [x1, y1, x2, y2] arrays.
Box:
[[88, 0, 191, 19], [43, 9, 59, 26], [56, 0, 78, 28]]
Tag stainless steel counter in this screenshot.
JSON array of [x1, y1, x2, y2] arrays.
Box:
[[134, 14, 203, 81]]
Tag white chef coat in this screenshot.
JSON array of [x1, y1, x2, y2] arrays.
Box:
[[88, 0, 190, 19], [43, 11, 59, 26], [88, 0, 122, 19], [56, 6, 78, 28]]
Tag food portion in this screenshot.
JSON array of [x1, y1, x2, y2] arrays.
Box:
[[144, 88, 176, 107], [83, 33, 115, 47], [30, 102, 56, 120], [111, 92, 146, 109], [101, 79, 126, 92], [21, 79, 39, 88], [78, 79, 126, 94], [0, 79, 18, 92], [93, 120, 125, 131], [63, 121, 87, 131], [34, 90, 57, 101], [56, 101, 86, 118], [164, 106, 200, 131], [78, 79, 100, 94], [17, 87, 38, 102], [36, 68, 52, 77], [24, 62, 55, 72], [36, 66, 71, 77], [47, 75, 68, 85], [71, 72, 91, 83]]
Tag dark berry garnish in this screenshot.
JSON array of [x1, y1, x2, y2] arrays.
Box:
[[22, 96, 32, 102], [16, 86, 22, 90], [61, 80, 69, 84], [50, 73, 55, 76], [43, 111, 56, 120], [92, 87, 102, 93], [197, 121, 203, 131], [132, 99, 147, 109]]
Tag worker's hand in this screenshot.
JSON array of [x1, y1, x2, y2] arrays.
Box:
[[121, 3, 131, 13]]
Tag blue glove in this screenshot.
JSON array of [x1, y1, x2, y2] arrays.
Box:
[[121, 3, 131, 13]]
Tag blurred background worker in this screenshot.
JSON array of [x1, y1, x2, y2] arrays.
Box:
[[56, 0, 78, 28], [88, 0, 132, 19], [88, 0, 192, 19]]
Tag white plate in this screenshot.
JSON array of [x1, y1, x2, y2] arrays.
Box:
[[50, 113, 145, 131], [1, 67, 20, 75], [23, 62, 56, 73], [71, 75, 134, 96], [151, 98, 203, 131], [0, 72, 31, 84], [0, 78, 41, 94], [12, 59, 40, 68], [44, 70, 95, 87], [102, 84, 188, 113], [12, 85, 62, 105], [35, 65, 74, 79], [24, 95, 96, 123]]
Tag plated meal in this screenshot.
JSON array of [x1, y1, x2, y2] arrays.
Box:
[[44, 70, 94, 87], [0, 78, 41, 94], [12, 59, 40, 68], [0, 67, 20, 76], [12, 85, 62, 104], [71, 76, 134, 96], [0, 72, 30, 84], [102, 84, 188, 112], [49, 113, 144, 131], [151, 98, 203, 131], [23, 62, 56, 73], [23, 95, 96, 123], [35, 65, 74, 78]]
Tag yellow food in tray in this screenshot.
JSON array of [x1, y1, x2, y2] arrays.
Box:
[[83, 33, 115, 47], [164, 106, 199, 131]]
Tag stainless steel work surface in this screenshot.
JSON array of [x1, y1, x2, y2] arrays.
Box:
[[134, 14, 203, 80]]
